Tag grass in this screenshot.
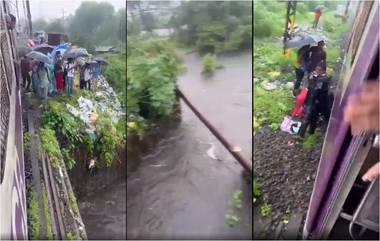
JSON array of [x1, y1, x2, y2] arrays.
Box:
[[303, 132, 321, 150], [260, 200, 272, 218], [27, 186, 40, 240], [41, 183, 53, 240], [68, 191, 79, 218], [23, 132, 31, 155], [254, 86, 294, 130], [66, 232, 76, 240], [39, 128, 61, 170]]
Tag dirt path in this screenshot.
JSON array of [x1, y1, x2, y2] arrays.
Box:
[[253, 126, 323, 238]]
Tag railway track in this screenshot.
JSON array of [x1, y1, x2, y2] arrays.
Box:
[[26, 102, 86, 240]]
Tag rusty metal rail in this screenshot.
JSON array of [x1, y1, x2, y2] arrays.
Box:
[[176, 88, 252, 172]]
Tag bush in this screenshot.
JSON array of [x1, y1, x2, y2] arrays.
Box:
[[39, 128, 62, 170], [127, 37, 181, 124], [27, 187, 40, 240], [254, 86, 294, 129], [254, 21, 272, 38], [202, 54, 218, 75]]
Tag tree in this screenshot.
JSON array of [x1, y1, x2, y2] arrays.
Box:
[[68, 2, 115, 37], [32, 18, 48, 31], [171, 1, 252, 52], [45, 19, 65, 33], [117, 9, 126, 42], [140, 12, 156, 31]]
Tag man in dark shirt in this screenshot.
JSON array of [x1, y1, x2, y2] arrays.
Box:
[[293, 45, 311, 96], [299, 65, 331, 137], [20, 56, 31, 91], [308, 40, 326, 73]]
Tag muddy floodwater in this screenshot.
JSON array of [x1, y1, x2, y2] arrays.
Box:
[[70, 51, 252, 239], [127, 51, 252, 239]]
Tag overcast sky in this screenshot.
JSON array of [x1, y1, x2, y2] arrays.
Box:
[[30, 0, 125, 20]]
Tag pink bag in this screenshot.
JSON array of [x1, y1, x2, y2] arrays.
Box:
[[281, 115, 301, 135]]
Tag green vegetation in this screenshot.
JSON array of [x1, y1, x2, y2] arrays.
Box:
[[260, 200, 272, 218], [23, 132, 31, 155], [41, 101, 87, 169], [40, 128, 62, 170], [66, 232, 76, 240], [253, 1, 349, 131], [33, 2, 125, 53], [68, 191, 79, 217], [225, 213, 241, 227], [253, 179, 261, 204], [303, 132, 322, 150], [126, 37, 182, 137], [41, 92, 124, 169], [102, 50, 126, 107], [231, 190, 243, 209], [254, 86, 294, 130], [27, 186, 40, 240], [202, 54, 219, 75], [41, 183, 53, 240], [171, 1, 252, 54]]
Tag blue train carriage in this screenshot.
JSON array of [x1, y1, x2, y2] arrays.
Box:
[[0, 0, 28, 240]]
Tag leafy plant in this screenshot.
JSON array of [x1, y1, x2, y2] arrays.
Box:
[[40, 128, 61, 170], [68, 191, 79, 217], [41, 183, 53, 240], [260, 200, 272, 217], [253, 179, 261, 198], [127, 37, 181, 130], [66, 232, 76, 240], [254, 86, 294, 129], [202, 53, 219, 75], [303, 132, 321, 150], [225, 213, 241, 226], [23, 132, 31, 155], [231, 190, 242, 209], [27, 186, 40, 240]]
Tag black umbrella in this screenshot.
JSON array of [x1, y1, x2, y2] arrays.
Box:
[[33, 44, 54, 54], [63, 48, 90, 59], [285, 34, 322, 49], [94, 57, 108, 65], [26, 51, 53, 64], [17, 45, 32, 57]]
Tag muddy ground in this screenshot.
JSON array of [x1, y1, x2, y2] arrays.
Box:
[[253, 126, 323, 239]]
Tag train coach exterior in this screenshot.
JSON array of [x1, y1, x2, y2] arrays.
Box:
[[0, 0, 28, 240], [303, 1, 379, 239]]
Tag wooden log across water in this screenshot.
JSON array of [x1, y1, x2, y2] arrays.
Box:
[[176, 88, 252, 172]]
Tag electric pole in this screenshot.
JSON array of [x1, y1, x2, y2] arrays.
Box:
[[26, 0, 32, 38]]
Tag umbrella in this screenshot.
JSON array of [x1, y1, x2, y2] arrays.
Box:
[[52, 43, 69, 57], [94, 57, 108, 65], [63, 47, 90, 59], [87, 60, 99, 65], [33, 44, 54, 54], [285, 34, 322, 49], [26, 51, 53, 64], [17, 45, 32, 57], [315, 5, 325, 11]]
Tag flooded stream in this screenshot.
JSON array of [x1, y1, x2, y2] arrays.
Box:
[[127, 51, 252, 239], [71, 51, 252, 239]]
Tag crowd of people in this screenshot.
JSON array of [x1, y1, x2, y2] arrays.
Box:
[[20, 51, 100, 102], [291, 39, 330, 137]]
